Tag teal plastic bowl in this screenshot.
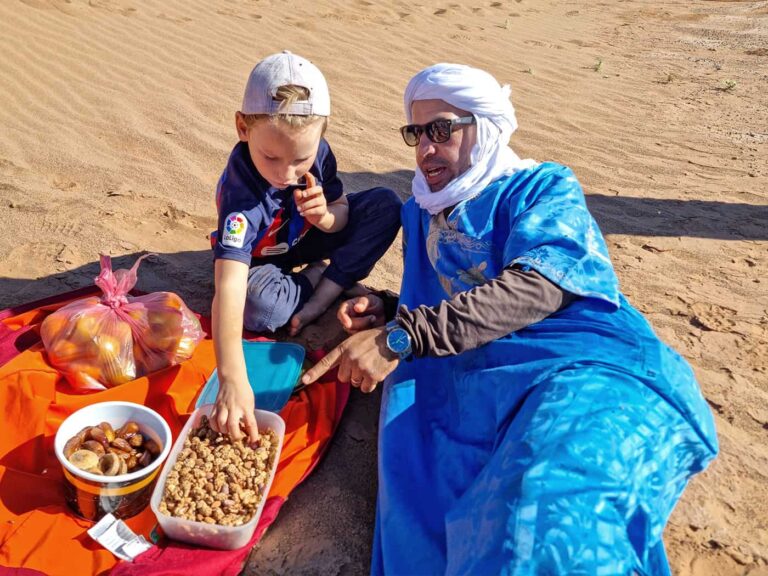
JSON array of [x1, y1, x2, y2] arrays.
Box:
[[195, 340, 305, 412]]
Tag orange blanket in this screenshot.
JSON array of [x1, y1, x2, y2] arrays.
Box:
[[0, 292, 346, 576]]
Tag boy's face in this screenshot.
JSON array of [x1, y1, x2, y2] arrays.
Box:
[[236, 112, 324, 189]]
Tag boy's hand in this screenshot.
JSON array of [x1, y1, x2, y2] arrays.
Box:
[[294, 172, 328, 227], [210, 379, 259, 443]]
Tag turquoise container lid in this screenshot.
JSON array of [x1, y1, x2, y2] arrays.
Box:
[[195, 340, 306, 413]]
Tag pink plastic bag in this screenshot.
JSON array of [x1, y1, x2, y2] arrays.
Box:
[[40, 255, 204, 392]]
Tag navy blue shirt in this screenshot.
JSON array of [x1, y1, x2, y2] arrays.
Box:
[[213, 139, 344, 265]]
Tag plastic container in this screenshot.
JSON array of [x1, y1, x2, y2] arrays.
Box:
[[53, 401, 172, 522], [150, 404, 285, 550]]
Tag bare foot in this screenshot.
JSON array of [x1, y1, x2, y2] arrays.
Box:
[[289, 276, 344, 336], [289, 299, 325, 336]]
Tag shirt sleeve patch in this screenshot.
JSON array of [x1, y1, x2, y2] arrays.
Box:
[[221, 212, 248, 248]]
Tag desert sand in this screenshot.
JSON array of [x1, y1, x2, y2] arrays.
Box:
[[0, 0, 766, 574]]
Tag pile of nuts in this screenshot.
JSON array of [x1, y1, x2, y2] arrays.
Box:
[[64, 421, 161, 476], [157, 416, 278, 526]]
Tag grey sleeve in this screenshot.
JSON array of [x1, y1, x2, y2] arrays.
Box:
[[396, 266, 574, 358]]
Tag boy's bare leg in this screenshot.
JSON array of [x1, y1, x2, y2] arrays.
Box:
[[298, 261, 327, 288], [289, 275, 344, 336]]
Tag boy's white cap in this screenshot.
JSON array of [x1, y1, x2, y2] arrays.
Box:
[[241, 51, 330, 116]]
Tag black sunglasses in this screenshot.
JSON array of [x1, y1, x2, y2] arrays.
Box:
[[400, 116, 476, 147]]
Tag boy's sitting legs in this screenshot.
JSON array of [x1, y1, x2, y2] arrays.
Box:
[[288, 267, 371, 335], [247, 186, 401, 335], [243, 263, 316, 333], [288, 274, 342, 336], [243, 260, 345, 335], [290, 186, 401, 334]]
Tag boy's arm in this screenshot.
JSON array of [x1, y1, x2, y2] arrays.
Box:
[[211, 258, 259, 442], [315, 194, 348, 232]]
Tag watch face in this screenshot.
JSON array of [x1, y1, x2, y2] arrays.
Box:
[[386, 328, 410, 355]]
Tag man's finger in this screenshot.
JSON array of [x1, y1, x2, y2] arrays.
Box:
[[338, 299, 359, 326], [304, 171, 316, 188], [360, 375, 378, 394], [345, 315, 378, 332], [353, 296, 370, 313], [337, 352, 352, 384], [338, 307, 353, 329], [301, 345, 342, 384]]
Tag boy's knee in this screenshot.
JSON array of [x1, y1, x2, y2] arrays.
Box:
[[371, 187, 402, 213], [243, 264, 299, 332], [354, 187, 402, 228]]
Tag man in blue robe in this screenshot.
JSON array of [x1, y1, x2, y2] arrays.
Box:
[[302, 63, 718, 576]]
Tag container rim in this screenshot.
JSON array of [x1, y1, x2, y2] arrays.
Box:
[[54, 401, 172, 484], [150, 404, 285, 538]]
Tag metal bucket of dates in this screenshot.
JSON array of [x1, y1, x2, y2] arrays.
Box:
[[54, 401, 172, 521]]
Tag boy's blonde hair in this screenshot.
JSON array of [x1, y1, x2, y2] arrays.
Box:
[[242, 85, 328, 133]]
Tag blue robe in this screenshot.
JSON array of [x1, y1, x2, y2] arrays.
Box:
[[372, 163, 718, 576]]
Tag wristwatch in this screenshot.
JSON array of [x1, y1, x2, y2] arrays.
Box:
[[385, 319, 413, 361]]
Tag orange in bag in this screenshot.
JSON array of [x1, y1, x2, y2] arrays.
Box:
[[40, 254, 205, 392]]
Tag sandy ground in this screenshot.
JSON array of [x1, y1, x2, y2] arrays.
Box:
[[0, 0, 766, 574]]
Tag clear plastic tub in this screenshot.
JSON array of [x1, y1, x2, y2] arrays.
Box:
[[149, 404, 285, 550]]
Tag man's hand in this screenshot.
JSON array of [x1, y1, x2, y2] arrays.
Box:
[[338, 294, 386, 334], [301, 327, 398, 393], [294, 172, 328, 227]]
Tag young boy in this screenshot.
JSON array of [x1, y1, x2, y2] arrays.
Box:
[[211, 51, 401, 440]]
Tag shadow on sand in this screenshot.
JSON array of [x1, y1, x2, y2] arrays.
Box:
[[2, 169, 766, 312]]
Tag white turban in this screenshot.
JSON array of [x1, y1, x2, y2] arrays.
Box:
[[404, 63, 537, 215]]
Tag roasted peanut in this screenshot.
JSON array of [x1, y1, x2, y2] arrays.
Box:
[[158, 416, 278, 526]]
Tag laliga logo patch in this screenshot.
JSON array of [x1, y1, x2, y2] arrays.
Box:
[[222, 213, 247, 248]]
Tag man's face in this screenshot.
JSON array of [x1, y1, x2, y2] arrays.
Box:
[[410, 99, 477, 192], [236, 112, 324, 189]]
